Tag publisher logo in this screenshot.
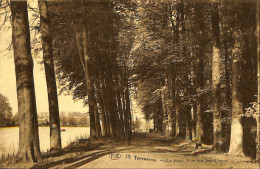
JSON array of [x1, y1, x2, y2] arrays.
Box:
[[109, 153, 121, 160]]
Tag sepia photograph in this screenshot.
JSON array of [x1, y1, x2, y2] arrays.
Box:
[[0, 0, 260, 168]]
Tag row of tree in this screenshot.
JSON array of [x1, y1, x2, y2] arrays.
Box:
[[131, 0, 260, 160], [48, 0, 134, 141], [0, 0, 135, 162], [1, 0, 260, 163]]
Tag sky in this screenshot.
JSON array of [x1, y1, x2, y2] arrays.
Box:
[[0, 0, 88, 114]]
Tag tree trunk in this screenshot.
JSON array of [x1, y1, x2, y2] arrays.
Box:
[[185, 113, 190, 140], [101, 76, 111, 137], [105, 75, 119, 139], [111, 91, 120, 139], [10, 0, 42, 162], [196, 96, 203, 144], [175, 84, 180, 137], [170, 1, 178, 137], [117, 91, 125, 138], [195, 50, 204, 144], [126, 86, 132, 132], [180, 0, 191, 140], [171, 65, 177, 136], [38, 0, 61, 151], [211, 2, 222, 152], [194, 3, 206, 145], [75, 26, 96, 138], [123, 89, 130, 137], [83, 27, 96, 138], [154, 108, 158, 132], [122, 91, 127, 135], [93, 83, 102, 138], [256, 0, 260, 161], [96, 78, 107, 136], [191, 105, 196, 140], [94, 103, 102, 138], [228, 30, 244, 156], [224, 39, 231, 106]]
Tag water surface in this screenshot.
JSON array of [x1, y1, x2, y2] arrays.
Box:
[[0, 127, 90, 155]]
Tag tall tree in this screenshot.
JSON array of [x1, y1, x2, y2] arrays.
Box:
[[228, 30, 244, 156], [194, 2, 206, 145], [38, 0, 62, 151], [211, 1, 222, 152], [76, 28, 96, 138], [10, 0, 42, 162], [74, 0, 97, 138]]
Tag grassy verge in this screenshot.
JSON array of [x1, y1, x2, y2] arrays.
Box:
[[0, 134, 106, 168]]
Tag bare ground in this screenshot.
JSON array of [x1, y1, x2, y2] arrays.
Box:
[[0, 133, 259, 169]]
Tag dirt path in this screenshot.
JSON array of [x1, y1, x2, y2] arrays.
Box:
[[3, 133, 258, 168], [74, 133, 258, 169]]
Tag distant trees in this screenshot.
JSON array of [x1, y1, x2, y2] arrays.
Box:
[[133, 118, 142, 131], [0, 93, 13, 127], [59, 112, 89, 126], [10, 0, 42, 162]]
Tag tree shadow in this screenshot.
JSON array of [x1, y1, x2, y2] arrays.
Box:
[[63, 151, 111, 169], [31, 147, 134, 169], [42, 142, 104, 159], [30, 133, 188, 169]]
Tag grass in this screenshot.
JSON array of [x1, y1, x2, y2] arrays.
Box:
[[0, 142, 17, 164], [65, 134, 90, 149], [0, 143, 17, 161], [0, 151, 17, 165]]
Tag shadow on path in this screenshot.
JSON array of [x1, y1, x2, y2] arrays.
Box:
[[63, 151, 111, 169], [31, 133, 191, 169], [31, 146, 134, 169], [31, 151, 104, 169], [64, 147, 135, 169], [42, 143, 104, 159]]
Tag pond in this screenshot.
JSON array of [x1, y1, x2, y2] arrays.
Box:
[[0, 127, 90, 155]]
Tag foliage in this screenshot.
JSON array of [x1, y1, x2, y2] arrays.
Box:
[[244, 101, 258, 118], [0, 93, 13, 127]]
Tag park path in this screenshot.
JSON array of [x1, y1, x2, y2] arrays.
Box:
[[71, 133, 257, 169], [24, 133, 258, 169]]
